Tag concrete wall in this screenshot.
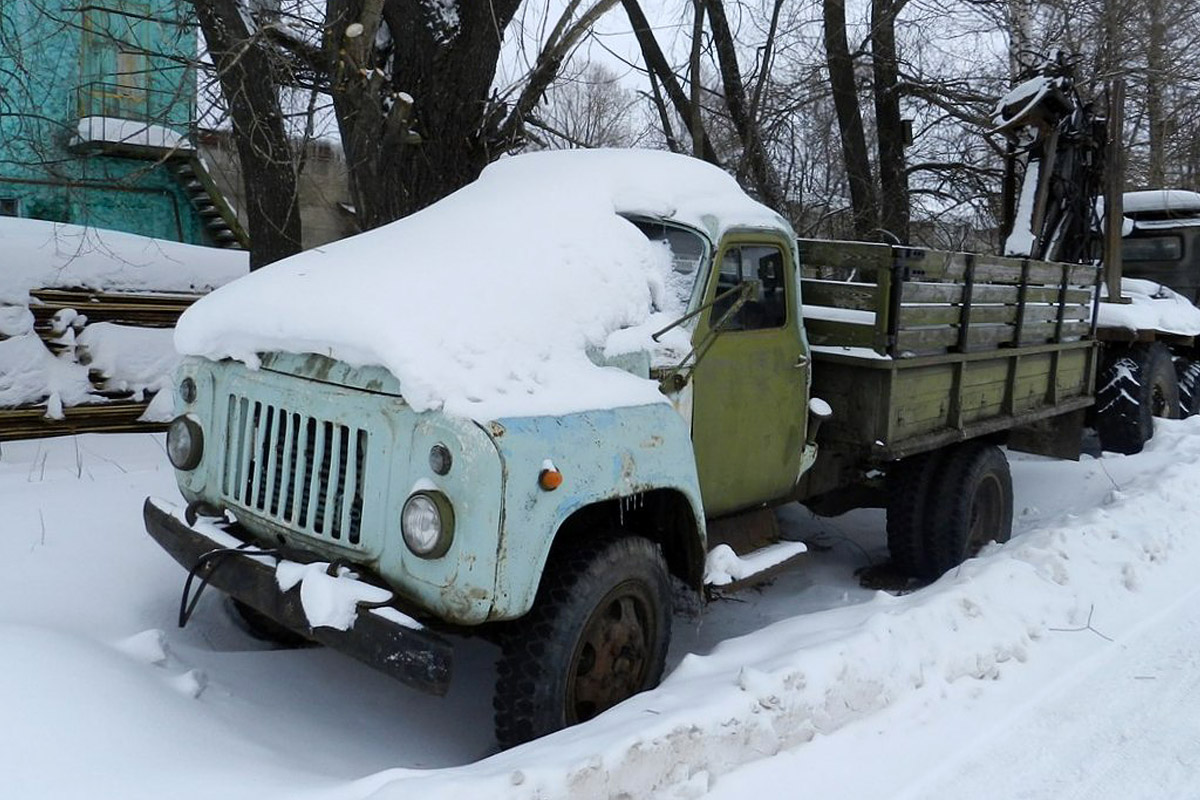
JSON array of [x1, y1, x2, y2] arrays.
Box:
[[198, 131, 358, 251]]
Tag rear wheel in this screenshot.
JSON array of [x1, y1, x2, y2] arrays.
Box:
[[1176, 358, 1200, 417], [1096, 343, 1179, 454], [925, 443, 1013, 578], [886, 450, 946, 577], [493, 535, 672, 749]]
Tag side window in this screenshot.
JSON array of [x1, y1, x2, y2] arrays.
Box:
[[711, 244, 788, 331]]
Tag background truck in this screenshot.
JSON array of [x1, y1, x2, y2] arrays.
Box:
[[144, 148, 1098, 749], [993, 53, 1200, 456]]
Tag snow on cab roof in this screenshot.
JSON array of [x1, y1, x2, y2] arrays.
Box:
[[175, 149, 785, 420], [1123, 190, 1200, 217]]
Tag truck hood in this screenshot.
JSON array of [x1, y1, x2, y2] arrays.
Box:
[[173, 149, 778, 422]]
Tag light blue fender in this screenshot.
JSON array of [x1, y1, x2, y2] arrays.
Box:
[[485, 403, 707, 620]]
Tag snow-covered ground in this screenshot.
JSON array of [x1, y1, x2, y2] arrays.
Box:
[[5, 420, 1200, 799]]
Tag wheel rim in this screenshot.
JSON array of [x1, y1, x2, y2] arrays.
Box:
[[965, 474, 1004, 557], [565, 580, 657, 725]]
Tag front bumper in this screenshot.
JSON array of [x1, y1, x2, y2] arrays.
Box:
[[143, 497, 452, 696]]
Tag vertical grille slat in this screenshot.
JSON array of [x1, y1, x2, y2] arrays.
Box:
[[233, 397, 252, 503], [276, 411, 296, 519], [339, 428, 358, 542], [220, 393, 370, 549], [323, 425, 344, 539], [248, 401, 268, 508], [263, 406, 283, 515]]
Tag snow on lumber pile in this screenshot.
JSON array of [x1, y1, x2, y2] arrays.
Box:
[[0, 218, 247, 426]]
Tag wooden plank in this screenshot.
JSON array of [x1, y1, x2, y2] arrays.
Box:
[[1017, 320, 1092, 344], [0, 400, 165, 441], [895, 325, 1017, 354], [900, 305, 1018, 327], [800, 279, 880, 311], [901, 283, 1091, 306], [804, 318, 877, 349], [896, 303, 1087, 328], [797, 238, 893, 275]]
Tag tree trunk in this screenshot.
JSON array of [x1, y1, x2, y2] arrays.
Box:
[[621, 0, 720, 165], [702, 0, 786, 212], [190, 0, 302, 269], [871, 0, 909, 242], [325, 0, 522, 229], [1146, 0, 1167, 186], [822, 0, 878, 237]]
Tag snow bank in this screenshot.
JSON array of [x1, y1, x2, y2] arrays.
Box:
[[1, 216, 247, 303], [175, 149, 786, 420], [0, 333, 93, 408], [1096, 277, 1200, 335], [358, 420, 1200, 800], [77, 323, 180, 399]]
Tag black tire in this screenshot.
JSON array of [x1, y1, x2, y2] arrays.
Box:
[[230, 599, 311, 647], [924, 443, 1013, 579], [886, 450, 945, 577], [1096, 343, 1180, 455], [1177, 358, 1200, 417], [493, 535, 672, 749]]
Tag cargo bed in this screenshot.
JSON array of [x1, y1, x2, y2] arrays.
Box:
[[795, 239, 1100, 500]]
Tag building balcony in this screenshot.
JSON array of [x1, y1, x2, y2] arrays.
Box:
[[69, 82, 196, 160]]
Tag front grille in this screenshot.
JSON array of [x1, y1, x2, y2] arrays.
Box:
[[221, 395, 369, 546]]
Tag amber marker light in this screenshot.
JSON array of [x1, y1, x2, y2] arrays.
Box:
[[539, 459, 563, 491]]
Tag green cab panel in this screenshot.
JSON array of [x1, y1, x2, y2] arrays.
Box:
[[690, 230, 811, 516]]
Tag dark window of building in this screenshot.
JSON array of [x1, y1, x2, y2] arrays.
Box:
[[0, 198, 19, 217]]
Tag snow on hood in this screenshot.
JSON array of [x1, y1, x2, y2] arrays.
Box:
[[1, 217, 247, 303], [1096, 277, 1200, 336], [175, 148, 787, 420]]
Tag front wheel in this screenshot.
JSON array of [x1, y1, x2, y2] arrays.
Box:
[[493, 535, 672, 749]]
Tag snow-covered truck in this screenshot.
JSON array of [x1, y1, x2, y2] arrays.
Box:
[[143, 149, 1096, 748]]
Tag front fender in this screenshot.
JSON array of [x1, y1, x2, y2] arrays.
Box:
[[486, 403, 705, 620]]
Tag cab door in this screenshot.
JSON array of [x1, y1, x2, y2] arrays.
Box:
[[690, 232, 810, 517]]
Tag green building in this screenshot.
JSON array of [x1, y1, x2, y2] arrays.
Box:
[[0, 0, 244, 247]]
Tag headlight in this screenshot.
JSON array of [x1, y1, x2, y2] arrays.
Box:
[[401, 492, 454, 558], [166, 415, 204, 471]]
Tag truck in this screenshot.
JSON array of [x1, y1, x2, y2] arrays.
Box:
[[144, 147, 1100, 748], [992, 52, 1200, 456]]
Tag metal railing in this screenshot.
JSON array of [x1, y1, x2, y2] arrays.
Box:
[[74, 81, 195, 151]]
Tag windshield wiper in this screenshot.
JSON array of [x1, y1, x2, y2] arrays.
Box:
[[655, 280, 758, 393]]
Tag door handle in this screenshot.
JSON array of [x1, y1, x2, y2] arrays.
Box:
[[794, 354, 810, 369]]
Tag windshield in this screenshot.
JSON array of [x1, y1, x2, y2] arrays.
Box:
[[627, 218, 710, 315]]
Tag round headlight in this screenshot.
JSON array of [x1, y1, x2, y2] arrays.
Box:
[[401, 492, 454, 558], [179, 376, 197, 405], [166, 415, 204, 471]]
